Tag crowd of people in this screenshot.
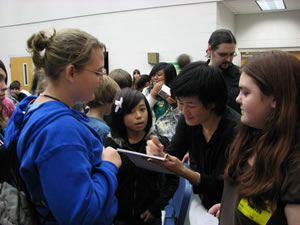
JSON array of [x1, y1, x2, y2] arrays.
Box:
[[0, 26, 299, 225]]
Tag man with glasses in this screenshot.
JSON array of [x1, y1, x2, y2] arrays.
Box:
[[206, 29, 240, 113]]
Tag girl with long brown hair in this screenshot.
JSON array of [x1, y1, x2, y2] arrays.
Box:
[[209, 50, 300, 225]]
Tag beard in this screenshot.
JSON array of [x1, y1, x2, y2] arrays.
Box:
[[218, 62, 232, 71]]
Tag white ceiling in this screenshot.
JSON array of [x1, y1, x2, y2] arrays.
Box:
[[222, 0, 300, 14]]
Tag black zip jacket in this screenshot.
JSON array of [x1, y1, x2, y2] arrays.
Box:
[[165, 106, 240, 209], [104, 130, 178, 225]]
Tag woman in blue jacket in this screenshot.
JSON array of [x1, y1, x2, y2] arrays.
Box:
[[4, 28, 121, 225]]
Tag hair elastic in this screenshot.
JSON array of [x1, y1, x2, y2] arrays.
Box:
[[114, 97, 123, 112]]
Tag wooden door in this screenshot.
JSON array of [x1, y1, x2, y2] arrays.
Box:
[[288, 51, 300, 61], [10, 56, 34, 93], [241, 51, 300, 66], [240, 52, 254, 66]]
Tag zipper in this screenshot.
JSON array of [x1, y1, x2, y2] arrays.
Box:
[[122, 142, 138, 217]]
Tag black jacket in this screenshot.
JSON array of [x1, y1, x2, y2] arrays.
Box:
[[165, 106, 240, 209], [104, 129, 178, 224], [206, 60, 241, 114], [222, 63, 241, 114]]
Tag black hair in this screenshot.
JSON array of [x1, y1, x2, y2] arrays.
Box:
[[110, 88, 152, 139], [133, 69, 141, 75], [0, 60, 8, 84], [9, 80, 21, 90], [16, 92, 27, 102], [171, 61, 228, 116], [208, 29, 236, 51], [149, 63, 177, 87], [136, 74, 150, 91]]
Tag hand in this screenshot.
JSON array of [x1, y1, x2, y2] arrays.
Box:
[[102, 147, 122, 168], [146, 137, 183, 175], [150, 81, 164, 98], [146, 136, 165, 157], [166, 96, 177, 107], [181, 152, 190, 165], [161, 153, 185, 175], [208, 203, 221, 218], [140, 209, 155, 223]]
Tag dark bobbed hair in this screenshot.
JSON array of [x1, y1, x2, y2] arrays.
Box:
[[110, 88, 152, 139], [136, 74, 150, 91], [16, 92, 27, 102], [133, 69, 141, 75], [9, 80, 21, 90], [149, 63, 177, 87], [208, 29, 236, 51], [0, 60, 8, 84], [171, 61, 227, 116]]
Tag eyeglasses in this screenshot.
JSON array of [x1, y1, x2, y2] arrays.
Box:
[[84, 68, 106, 76], [215, 51, 237, 58]]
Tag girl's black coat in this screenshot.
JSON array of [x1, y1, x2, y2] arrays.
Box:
[[104, 131, 177, 223]]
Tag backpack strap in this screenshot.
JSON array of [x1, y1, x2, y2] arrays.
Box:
[[0, 99, 53, 225]]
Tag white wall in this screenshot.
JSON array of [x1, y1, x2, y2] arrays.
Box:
[[216, 2, 238, 64], [236, 10, 300, 49], [1, 0, 299, 83], [0, 0, 221, 82], [0, 0, 220, 27], [216, 2, 235, 32]]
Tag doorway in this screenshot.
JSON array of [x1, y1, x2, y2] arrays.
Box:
[[10, 56, 34, 93], [240, 51, 300, 66]]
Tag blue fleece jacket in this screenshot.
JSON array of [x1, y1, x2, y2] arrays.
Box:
[[5, 96, 118, 225]]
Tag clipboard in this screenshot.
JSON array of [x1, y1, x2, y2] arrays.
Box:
[[117, 148, 175, 174]]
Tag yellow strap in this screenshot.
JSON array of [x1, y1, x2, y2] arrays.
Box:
[[238, 198, 272, 225]]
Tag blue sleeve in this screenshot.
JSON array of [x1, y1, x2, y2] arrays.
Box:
[[36, 145, 118, 225], [17, 110, 119, 225]]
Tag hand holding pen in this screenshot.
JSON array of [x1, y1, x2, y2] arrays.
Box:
[[146, 136, 188, 176], [146, 136, 166, 158]]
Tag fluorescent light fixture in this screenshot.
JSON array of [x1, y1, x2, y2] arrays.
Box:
[[256, 0, 286, 11]]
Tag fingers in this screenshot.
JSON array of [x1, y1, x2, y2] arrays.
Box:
[[151, 136, 162, 147], [208, 203, 221, 218], [216, 209, 220, 218], [146, 136, 164, 157], [102, 147, 122, 168], [155, 81, 164, 88], [104, 146, 114, 151], [140, 210, 153, 223], [181, 153, 189, 164], [165, 153, 178, 161], [162, 154, 183, 174], [166, 96, 176, 104], [151, 81, 164, 96]]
